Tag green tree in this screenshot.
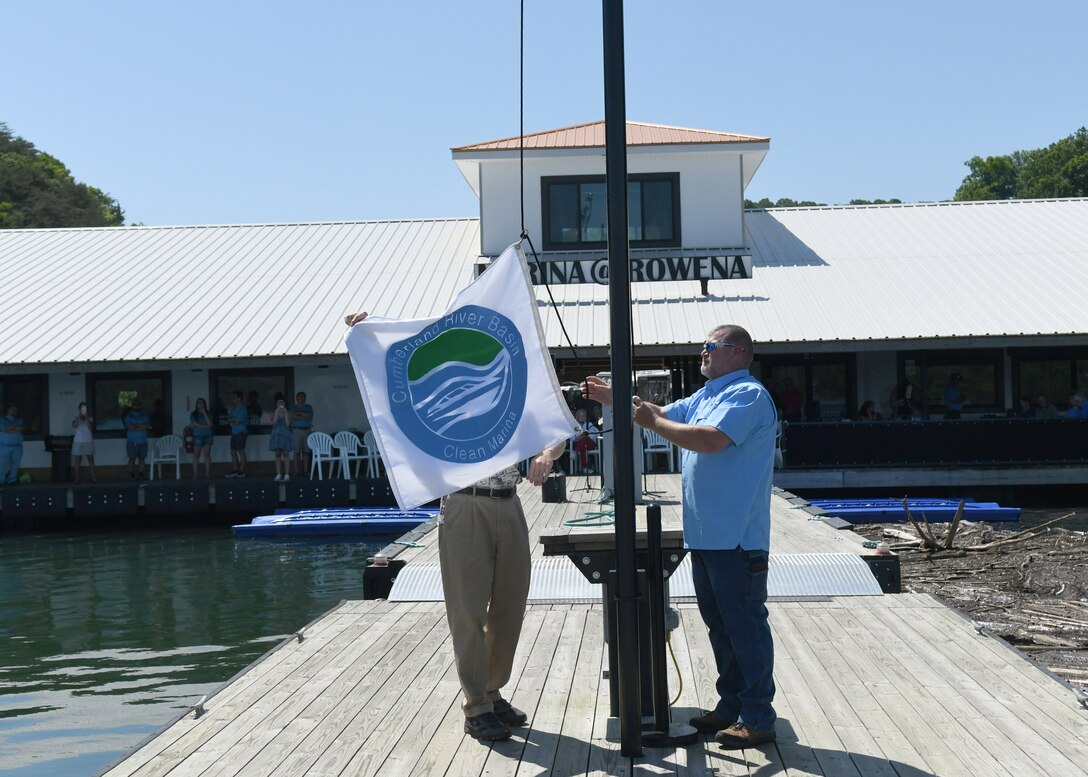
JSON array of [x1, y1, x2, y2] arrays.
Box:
[[953, 154, 1019, 200], [1017, 128, 1088, 199], [0, 122, 124, 228], [954, 128, 1088, 201], [744, 197, 827, 209]]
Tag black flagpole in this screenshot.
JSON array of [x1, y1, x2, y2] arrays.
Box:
[[602, 0, 642, 757]]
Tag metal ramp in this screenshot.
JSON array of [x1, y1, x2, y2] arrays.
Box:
[[387, 552, 883, 603]]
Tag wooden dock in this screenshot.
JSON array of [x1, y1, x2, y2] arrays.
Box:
[[100, 476, 1088, 777]]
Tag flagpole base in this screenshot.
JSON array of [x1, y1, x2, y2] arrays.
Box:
[[642, 723, 699, 748]]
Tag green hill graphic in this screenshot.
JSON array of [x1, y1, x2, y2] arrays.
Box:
[[408, 329, 502, 382]]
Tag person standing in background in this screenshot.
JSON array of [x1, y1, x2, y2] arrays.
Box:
[[227, 391, 248, 477], [0, 404, 25, 485], [943, 373, 967, 419], [189, 397, 214, 479], [71, 402, 97, 483], [289, 391, 314, 477], [779, 377, 804, 422], [123, 399, 151, 480], [269, 396, 293, 481]]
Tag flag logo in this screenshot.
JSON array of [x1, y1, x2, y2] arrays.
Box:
[[346, 242, 576, 508], [387, 304, 527, 462]]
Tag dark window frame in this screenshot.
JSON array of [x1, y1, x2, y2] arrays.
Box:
[[86, 370, 172, 439], [0, 374, 48, 440], [898, 349, 1005, 416], [759, 353, 857, 422], [1009, 346, 1088, 412], [540, 173, 682, 251], [208, 367, 293, 434]]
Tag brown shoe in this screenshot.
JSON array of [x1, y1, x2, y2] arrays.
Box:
[[715, 722, 776, 749], [689, 709, 733, 734]]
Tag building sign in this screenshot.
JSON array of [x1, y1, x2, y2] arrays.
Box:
[[477, 253, 753, 285]]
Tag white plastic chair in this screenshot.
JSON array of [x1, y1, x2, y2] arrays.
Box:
[[149, 435, 183, 480], [307, 432, 336, 480], [568, 435, 601, 474], [362, 430, 382, 479], [642, 428, 677, 473], [333, 431, 368, 480]]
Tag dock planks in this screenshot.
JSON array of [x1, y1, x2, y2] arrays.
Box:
[[100, 478, 1088, 777]]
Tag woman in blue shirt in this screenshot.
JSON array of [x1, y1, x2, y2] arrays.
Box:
[[190, 398, 214, 478]]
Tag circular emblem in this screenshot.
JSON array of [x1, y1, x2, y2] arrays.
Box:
[[387, 305, 527, 462]]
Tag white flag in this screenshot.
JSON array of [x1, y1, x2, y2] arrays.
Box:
[[345, 242, 577, 509]]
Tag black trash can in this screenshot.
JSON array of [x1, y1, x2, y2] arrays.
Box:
[[542, 472, 566, 503], [45, 435, 73, 482]]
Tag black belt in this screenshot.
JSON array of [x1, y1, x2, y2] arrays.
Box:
[[456, 486, 514, 499]]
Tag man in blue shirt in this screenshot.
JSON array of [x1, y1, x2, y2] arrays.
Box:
[[944, 373, 966, 418], [289, 391, 314, 478], [1067, 392, 1088, 418], [584, 324, 778, 749], [0, 404, 25, 484], [123, 399, 151, 480], [227, 390, 248, 477]]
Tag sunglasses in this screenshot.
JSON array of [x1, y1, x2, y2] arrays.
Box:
[[704, 341, 741, 352]]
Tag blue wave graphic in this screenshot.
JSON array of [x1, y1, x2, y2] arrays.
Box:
[[410, 352, 512, 439]]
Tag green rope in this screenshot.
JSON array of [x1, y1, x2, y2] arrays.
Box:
[[562, 510, 615, 527], [393, 540, 425, 548]]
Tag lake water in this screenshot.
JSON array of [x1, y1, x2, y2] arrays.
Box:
[[0, 526, 392, 777], [2, 502, 1082, 776]]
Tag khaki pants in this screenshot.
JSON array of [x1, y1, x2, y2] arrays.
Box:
[[439, 492, 531, 718]]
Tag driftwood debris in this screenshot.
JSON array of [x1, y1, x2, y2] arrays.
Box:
[[901, 497, 943, 550], [963, 512, 1075, 552], [899, 500, 1075, 554]]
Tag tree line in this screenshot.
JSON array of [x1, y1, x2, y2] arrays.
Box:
[[0, 122, 124, 229], [745, 127, 1088, 209]]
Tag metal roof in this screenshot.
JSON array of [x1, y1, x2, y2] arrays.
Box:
[[1, 198, 1086, 367], [0, 219, 481, 365], [451, 120, 769, 152], [534, 197, 1088, 351]]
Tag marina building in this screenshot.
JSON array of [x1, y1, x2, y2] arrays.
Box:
[[1, 120, 1086, 493]]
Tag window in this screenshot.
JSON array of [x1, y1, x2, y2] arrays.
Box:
[[761, 355, 855, 422], [88, 371, 171, 437], [900, 350, 1003, 415], [1013, 349, 1088, 410], [209, 368, 292, 432], [542, 174, 680, 250], [0, 375, 47, 438]]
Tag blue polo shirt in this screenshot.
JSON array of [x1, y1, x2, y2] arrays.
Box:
[[0, 416, 24, 446], [123, 411, 150, 443], [290, 403, 313, 430], [228, 404, 248, 435], [944, 384, 965, 412], [663, 369, 777, 551]]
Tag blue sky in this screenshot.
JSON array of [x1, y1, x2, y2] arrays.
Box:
[[5, 1, 1086, 227]]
